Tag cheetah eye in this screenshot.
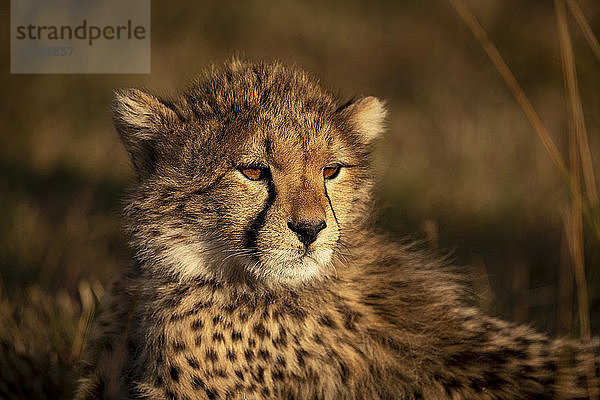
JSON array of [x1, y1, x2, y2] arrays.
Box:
[[239, 166, 270, 181], [323, 165, 342, 180]]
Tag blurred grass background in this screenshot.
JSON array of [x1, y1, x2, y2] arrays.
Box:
[[1, 0, 599, 397]]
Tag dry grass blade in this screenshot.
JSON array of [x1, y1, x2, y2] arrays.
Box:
[[71, 281, 95, 360], [566, 0, 600, 65], [556, 1, 599, 396], [447, 0, 600, 245], [556, 0, 591, 343], [560, 0, 599, 209], [446, 0, 569, 179]]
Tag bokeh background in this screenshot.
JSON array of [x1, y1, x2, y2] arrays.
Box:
[[1, 0, 599, 397]]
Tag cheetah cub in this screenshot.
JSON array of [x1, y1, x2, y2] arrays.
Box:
[[76, 60, 599, 399]]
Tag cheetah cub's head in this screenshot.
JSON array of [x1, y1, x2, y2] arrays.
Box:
[[115, 60, 385, 285]]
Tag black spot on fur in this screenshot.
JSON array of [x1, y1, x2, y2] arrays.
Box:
[[295, 348, 308, 367], [272, 307, 283, 322], [337, 304, 361, 331], [194, 301, 213, 309], [273, 328, 288, 346], [192, 376, 206, 389], [191, 319, 204, 330], [276, 356, 287, 368], [226, 349, 237, 361], [165, 389, 178, 400], [258, 348, 271, 360], [169, 366, 180, 382], [233, 383, 244, 393], [319, 314, 337, 329], [195, 278, 222, 289], [206, 349, 218, 362], [223, 304, 236, 314], [254, 366, 265, 384], [253, 322, 270, 339], [187, 356, 200, 369], [244, 349, 255, 362], [172, 340, 186, 353], [246, 383, 257, 393], [235, 370, 245, 381], [223, 320, 233, 330], [195, 336, 202, 346], [173, 285, 191, 298], [313, 333, 324, 345], [287, 303, 307, 321], [214, 369, 228, 378], [205, 388, 217, 399], [273, 369, 285, 381], [231, 330, 243, 342], [212, 332, 225, 343]]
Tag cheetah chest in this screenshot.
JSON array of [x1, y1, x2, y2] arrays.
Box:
[[140, 293, 371, 399]]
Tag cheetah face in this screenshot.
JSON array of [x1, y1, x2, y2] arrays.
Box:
[[114, 61, 386, 285], [218, 124, 358, 282]]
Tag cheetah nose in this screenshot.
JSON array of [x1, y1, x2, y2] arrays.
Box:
[[287, 220, 327, 247]]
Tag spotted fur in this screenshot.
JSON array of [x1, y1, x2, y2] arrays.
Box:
[[76, 60, 599, 399]]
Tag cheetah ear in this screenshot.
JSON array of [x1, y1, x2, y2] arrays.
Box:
[[340, 96, 387, 145], [113, 88, 179, 178]]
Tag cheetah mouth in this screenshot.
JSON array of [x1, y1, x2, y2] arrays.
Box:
[[296, 246, 315, 257], [249, 246, 333, 279], [226, 245, 333, 282], [262, 246, 325, 263]]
